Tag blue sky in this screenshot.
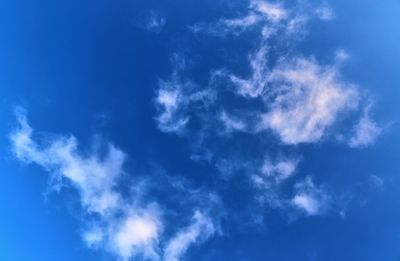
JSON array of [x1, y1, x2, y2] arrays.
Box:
[[0, 0, 400, 260]]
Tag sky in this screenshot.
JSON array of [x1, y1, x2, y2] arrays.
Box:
[[0, 0, 400, 260]]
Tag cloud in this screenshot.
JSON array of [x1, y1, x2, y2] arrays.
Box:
[[164, 211, 216, 261], [252, 170, 334, 217], [252, 157, 298, 189], [259, 57, 358, 144], [190, 16, 258, 37], [10, 112, 163, 260], [335, 49, 350, 62], [10, 113, 225, 260], [216, 13, 261, 35], [155, 73, 215, 134], [292, 177, 331, 216], [145, 12, 166, 33], [192, 0, 329, 41], [348, 105, 381, 148], [292, 194, 320, 216], [219, 111, 247, 133], [368, 175, 384, 190], [112, 211, 162, 261], [260, 158, 298, 182], [155, 86, 189, 133], [250, 0, 288, 22], [251, 157, 299, 210], [10, 111, 224, 260], [154, 0, 379, 226], [10, 112, 125, 215], [9, 0, 384, 258], [315, 4, 334, 21], [190, 0, 290, 37], [229, 47, 269, 98], [83, 228, 104, 248]]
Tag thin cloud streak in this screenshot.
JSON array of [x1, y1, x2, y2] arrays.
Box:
[[10, 111, 220, 261]]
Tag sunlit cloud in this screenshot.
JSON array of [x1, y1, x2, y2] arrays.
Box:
[[10, 111, 220, 261], [164, 211, 216, 261], [349, 105, 382, 148], [292, 177, 331, 216]]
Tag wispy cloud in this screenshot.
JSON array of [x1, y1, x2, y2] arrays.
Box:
[[145, 11, 166, 33], [251, 0, 288, 22], [250, 156, 299, 211], [155, 73, 215, 134], [229, 47, 269, 98], [155, 85, 189, 133], [10, 111, 220, 261], [153, 0, 380, 225], [190, 0, 289, 37], [368, 174, 385, 191], [164, 211, 216, 261], [348, 105, 382, 148], [10, 112, 162, 260], [192, 3, 359, 145], [112, 210, 162, 261], [315, 3, 334, 21], [292, 177, 331, 216], [259, 57, 358, 144], [11, 112, 126, 216], [260, 158, 298, 182], [191, 0, 329, 40], [253, 165, 334, 217], [219, 111, 247, 133]]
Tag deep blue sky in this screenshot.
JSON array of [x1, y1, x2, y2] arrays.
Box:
[[0, 0, 400, 260]]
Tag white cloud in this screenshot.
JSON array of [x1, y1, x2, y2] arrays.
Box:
[[229, 47, 269, 98], [11, 113, 124, 214], [10, 112, 162, 260], [368, 174, 384, 190], [335, 49, 350, 62], [155, 0, 379, 227], [260, 158, 297, 182], [164, 211, 216, 261], [250, 0, 288, 22], [112, 212, 161, 261], [251, 157, 298, 210], [315, 4, 334, 21], [155, 73, 215, 134], [156, 86, 189, 133], [219, 111, 247, 133], [253, 173, 333, 217], [191, 0, 334, 41], [349, 106, 381, 148], [292, 194, 320, 216], [84, 228, 104, 248], [145, 12, 166, 33], [219, 14, 261, 35], [11, 112, 222, 260], [291, 177, 331, 216], [191, 0, 290, 38], [260, 57, 358, 144], [190, 14, 260, 37], [10, 112, 45, 164]]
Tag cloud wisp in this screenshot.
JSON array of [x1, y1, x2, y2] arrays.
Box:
[[348, 105, 382, 148], [152, 0, 381, 221], [10, 112, 220, 261], [170, 1, 368, 145], [164, 211, 216, 261], [291, 177, 332, 216], [155, 73, 215, 134], [259, 57, 359, 144], [11, 112, 162, 260], [252, 159, 333, 217], [145, 12, 166, 33]]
